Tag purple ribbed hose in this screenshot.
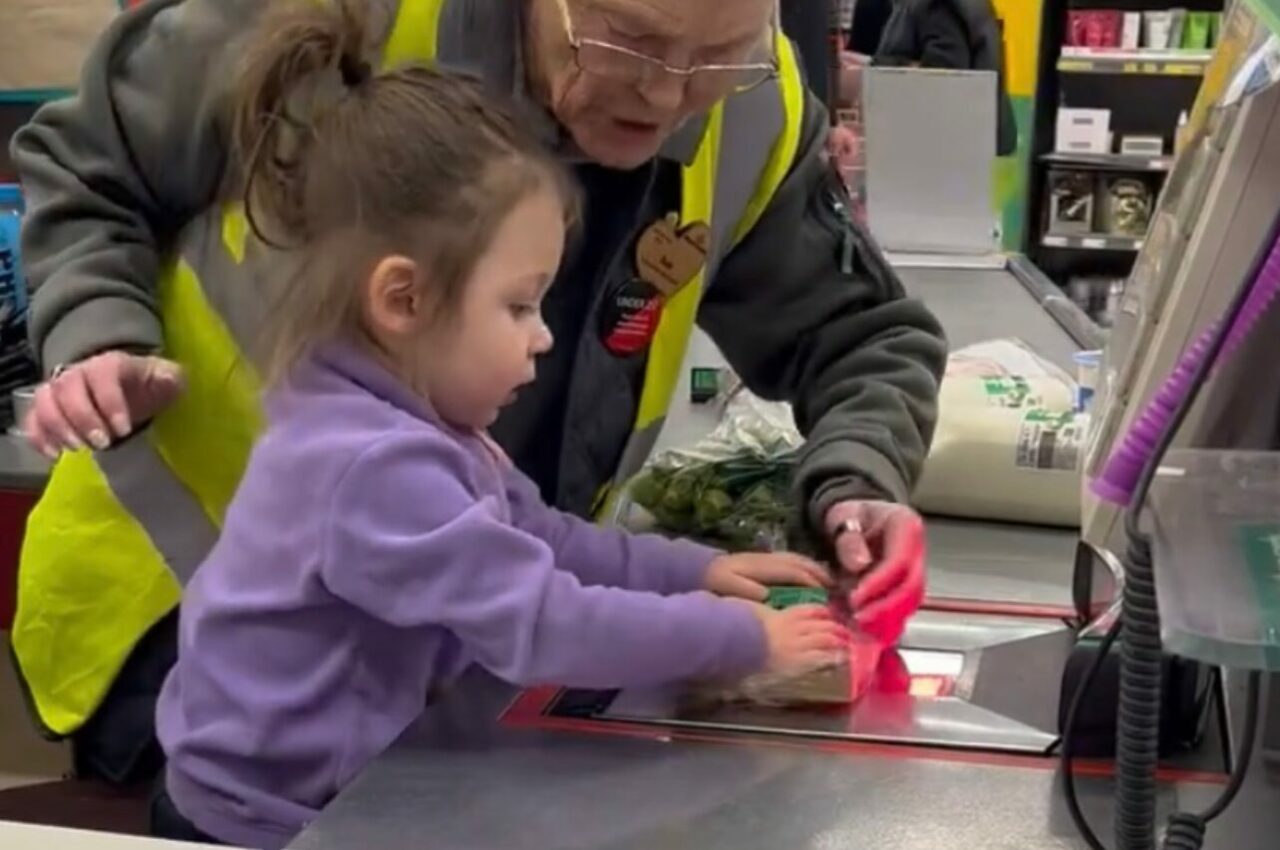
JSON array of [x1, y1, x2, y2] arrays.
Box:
[[1092, 231, 1280, 506]]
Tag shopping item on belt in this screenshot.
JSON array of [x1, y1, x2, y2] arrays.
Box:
[[912, 339, 1085, 526]]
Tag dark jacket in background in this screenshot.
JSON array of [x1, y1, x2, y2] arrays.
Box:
[[848, 0, 895, 55], [874, 0, 1018, 156], [781, 0, 833, 107]]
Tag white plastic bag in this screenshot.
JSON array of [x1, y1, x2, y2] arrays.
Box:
[[914, 339, 1085, 526]]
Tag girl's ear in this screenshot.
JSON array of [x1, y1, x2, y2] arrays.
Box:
[[365, 255, 429, 338]]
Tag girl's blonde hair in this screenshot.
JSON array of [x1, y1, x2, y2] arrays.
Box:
[[229, 0, 577, 383]]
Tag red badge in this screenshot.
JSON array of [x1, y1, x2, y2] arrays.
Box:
[[601, 278, 663, 356]]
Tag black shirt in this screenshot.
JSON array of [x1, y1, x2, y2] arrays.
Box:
[[490, 162, 659, 504]]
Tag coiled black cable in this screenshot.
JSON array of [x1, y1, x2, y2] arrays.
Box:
[[1065, 629, 1263, 850], [1159, 815, 1207, 850], [1115, 537, 1161, 850]]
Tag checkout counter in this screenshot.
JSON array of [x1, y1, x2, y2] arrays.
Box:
[[280, 260, 1280, 850]]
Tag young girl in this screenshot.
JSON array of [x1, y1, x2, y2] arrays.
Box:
[[152, 2, 848, 847]]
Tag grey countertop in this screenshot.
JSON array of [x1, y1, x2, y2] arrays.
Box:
[[291, 669, 1280, 850]]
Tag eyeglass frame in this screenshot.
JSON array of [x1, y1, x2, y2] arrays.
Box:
[[552, 0, 781, 94]]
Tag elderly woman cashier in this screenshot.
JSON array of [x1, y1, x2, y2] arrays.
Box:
[[11, 0, 946, 784]]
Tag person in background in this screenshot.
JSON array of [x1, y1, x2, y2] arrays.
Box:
[[848, 0, 895, 55], [12, 0, 946, 790], [150, 6, 848, 845], [780, 0, 834, 106], [871, 0, 1018, 155]]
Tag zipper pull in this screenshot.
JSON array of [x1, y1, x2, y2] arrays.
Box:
[[828, 190, 856, 275]]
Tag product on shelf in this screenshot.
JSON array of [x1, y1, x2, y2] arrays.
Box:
[[1169, 8, 1187, 48], [1055, 107, 1112, 154], [1067, 11, 1089, 47], [1099, 176, 1154, 237], [1120, 135, 1165, 157], [1183, 12, 1213, 49], [1143, 10, 1174, 49], [1077, 10, 1124, 48], [1047, 170, 1097, 235], [1122, 13, 1142, 50], [1067, 7, 1222, 54]]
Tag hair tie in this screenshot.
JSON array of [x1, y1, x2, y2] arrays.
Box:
[[339, 54, 372, 88]]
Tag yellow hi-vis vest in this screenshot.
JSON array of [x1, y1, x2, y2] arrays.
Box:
[[14, 0, 806, 736]]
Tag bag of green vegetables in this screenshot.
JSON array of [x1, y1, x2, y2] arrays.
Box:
[[623, 393, 803, 552]]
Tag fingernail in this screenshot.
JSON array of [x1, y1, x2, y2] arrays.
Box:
[[110, 415, 130, 436], [64, 434, 84, 451], [88, 430, 110, 450]]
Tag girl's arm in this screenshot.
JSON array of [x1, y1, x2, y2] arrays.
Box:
[[504, 468, 720, 595], [320, 434, 765, 689]]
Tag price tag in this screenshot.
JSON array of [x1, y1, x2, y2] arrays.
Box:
[[1124, 62, 1140, 74], [1043, 235, 1068, 248], [1082, 237, 1107, 250]]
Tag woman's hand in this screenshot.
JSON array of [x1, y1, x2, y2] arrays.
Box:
[[825, 500, 927, 646], [705, 552, 831, 602], [24, 352, 184, 458]]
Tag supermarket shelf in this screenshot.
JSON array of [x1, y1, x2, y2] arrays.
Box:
[[0, 89, 73, 105], [1042, 152, 1174, 172], [1058, 48, 1213, 76], [1042, 233, 1144, 252]]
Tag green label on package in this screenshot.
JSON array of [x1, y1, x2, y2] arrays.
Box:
[[982, 375, 1035, 408], [765, 586, 830, 610]]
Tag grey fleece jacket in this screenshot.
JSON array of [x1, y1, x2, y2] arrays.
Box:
[[11, 0, 947, 528]]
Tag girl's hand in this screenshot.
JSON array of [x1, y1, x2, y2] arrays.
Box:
[[705, 552, 830, 602], [748, 603, 850, 676]]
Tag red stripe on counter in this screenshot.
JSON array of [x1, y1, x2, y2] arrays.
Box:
[[921, 597, 1078, 619], [500, 688, 1225, 786]]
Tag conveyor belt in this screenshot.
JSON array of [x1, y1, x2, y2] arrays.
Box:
[[658, 262, 1086, 612]]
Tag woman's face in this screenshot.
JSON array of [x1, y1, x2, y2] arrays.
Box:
[[527, 0, 776, 170]]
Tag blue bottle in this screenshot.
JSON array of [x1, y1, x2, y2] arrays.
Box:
[[0, 184, 27, 331]]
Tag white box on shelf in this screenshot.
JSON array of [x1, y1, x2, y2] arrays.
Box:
[[1121, 135, 1165, 156], [1122, 13, 1142, 50], [1056, 108, 1112, 155]]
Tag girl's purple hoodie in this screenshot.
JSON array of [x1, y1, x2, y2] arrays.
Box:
[[155, 342, 766, 850]]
